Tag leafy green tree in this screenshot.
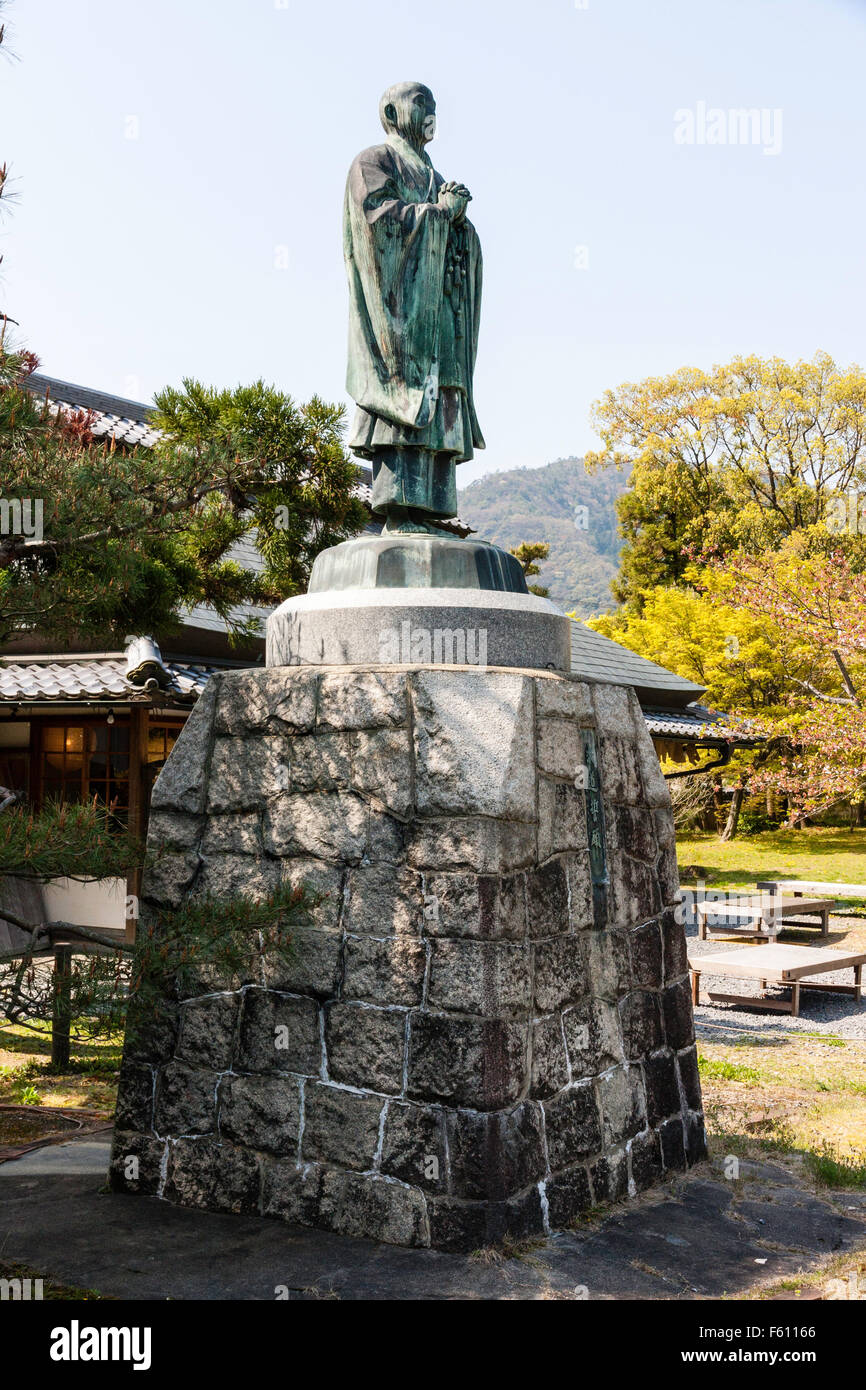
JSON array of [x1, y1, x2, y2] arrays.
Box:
[[0, 356, 367, 646], [586, 570, 804, 838], [152, 378, 369, 605], [588, 552, 866, 831]]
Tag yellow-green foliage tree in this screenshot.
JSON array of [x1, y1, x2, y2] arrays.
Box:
[[583, 351, 866, 832], [585, 566, 840, 835], [585, 352, 866, 609], [587, 568, 812, 716]]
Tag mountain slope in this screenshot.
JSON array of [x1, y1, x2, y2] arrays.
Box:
[[458, 457, 628, 617]]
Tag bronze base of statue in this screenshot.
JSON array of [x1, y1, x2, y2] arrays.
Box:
[[307, 531, 530, 595]]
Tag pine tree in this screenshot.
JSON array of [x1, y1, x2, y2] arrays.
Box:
[[510, 540, 550, 597]]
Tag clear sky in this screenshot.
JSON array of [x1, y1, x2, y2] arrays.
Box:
[[2, 0, 865, 482]]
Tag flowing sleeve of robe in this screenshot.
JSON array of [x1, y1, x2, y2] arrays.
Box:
[[344, 142, 481, 437]]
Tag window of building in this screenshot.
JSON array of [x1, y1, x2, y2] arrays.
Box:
[[146, 722, 183, 770], [40, 722, 131, 814], [36, 718, 185, 819]]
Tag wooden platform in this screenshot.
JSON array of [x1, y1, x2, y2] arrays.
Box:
[[689, 943, 865, 1017], [696, 895, 833, 941], [757, 879, 866, 899]]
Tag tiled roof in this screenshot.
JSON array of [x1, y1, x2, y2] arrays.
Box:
[[0, 656, 227, 704], [642, 704, 756, 743], [27, 373, 163, 449], [0, 656, 745, 748], [22, 374, 471, 535], [569, 621, 705, 707]]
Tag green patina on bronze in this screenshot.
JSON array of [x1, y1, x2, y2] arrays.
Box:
[[344, 82, 484, 534]]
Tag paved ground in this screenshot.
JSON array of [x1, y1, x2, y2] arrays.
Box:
[[1, 1132, 864, 1300], [0, 1139, 112, 1176]]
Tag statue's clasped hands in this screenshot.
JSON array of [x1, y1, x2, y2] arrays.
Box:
[[437, 180, 472, 223]]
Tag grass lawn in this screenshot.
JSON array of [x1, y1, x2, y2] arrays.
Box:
[[676, 826, 866, 893], [0, 1022, 122, 1145], [677, 826, 866, 951], [699, 1032, 866, 1182]]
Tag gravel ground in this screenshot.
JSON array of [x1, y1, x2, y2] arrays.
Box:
[[683, 910, 866, 1041]]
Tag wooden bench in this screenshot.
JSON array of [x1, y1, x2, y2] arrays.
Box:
[[689, 943, 865, 1017], [757, 879, 866, 901], [696, 894, 833, 941]]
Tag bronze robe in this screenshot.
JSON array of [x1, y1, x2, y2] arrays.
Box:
[[344, 132, 484, 517]]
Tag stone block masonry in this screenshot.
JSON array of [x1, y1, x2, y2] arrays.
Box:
[[111, 664, 705, 1252]]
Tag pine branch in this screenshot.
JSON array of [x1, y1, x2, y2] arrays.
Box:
[[0, 905, 130, 953]]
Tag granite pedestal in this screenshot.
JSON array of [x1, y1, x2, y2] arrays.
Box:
[[267, 587, 572, 674], [111, 663, 705, 1250]]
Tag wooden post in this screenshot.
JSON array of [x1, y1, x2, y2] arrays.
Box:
[[51, 942, 72, 1069], [690, 969, 700, 1006], [126, 705, 149, 944]]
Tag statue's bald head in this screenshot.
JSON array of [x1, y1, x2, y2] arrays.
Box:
[[379, 82, 436, 150]]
